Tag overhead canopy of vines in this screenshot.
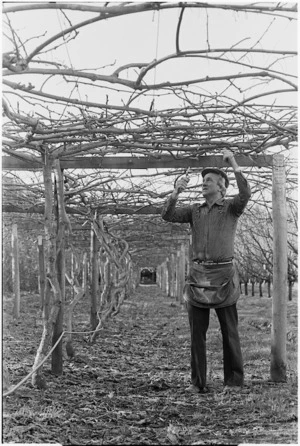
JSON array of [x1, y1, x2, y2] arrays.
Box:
[[2, 2, 298, 266]]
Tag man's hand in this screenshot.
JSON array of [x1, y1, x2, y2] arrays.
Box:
[[222, 148, 241, 172], [223, 148, 235, 163], [172, 173, 190, 198]]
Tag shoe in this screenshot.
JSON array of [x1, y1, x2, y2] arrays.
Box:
[[199, 387, 210, 394], [186, 384, 199, 394], [187, 384, 210, 394], [223, 385, 242, 393]]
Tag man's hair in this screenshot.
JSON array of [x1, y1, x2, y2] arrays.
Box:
[[217, 175, 227, 197]]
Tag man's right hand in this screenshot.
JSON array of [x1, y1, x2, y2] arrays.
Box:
[[172, 175, 190, 198]]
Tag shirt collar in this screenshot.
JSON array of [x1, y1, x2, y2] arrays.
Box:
[[200, 198, 225, 207]]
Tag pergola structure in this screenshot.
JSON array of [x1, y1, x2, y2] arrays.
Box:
[[2, 152, 288, 382], [2, 2, 296, 385]]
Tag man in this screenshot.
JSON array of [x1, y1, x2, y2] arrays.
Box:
[[161, 149, 251, 394]]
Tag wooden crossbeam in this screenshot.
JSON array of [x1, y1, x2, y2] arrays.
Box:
[[2, 204, 163, 215], [2, 154, 273, 170]]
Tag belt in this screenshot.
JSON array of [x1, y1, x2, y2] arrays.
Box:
[[193, 259, 233, 265]]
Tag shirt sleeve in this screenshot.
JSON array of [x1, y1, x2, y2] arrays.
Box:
[[161, 196, 192, 223], [230, 171, 252, 216]]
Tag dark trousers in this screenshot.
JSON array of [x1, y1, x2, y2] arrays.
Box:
[[186, 303, 244, 388]]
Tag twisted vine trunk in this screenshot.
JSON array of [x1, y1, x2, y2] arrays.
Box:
[[52, 160, 67, 375], [65, 254, 86, 358], [90, 226, 100, 330], [32, 152, 60, 387], [89, 216, 133, 343]]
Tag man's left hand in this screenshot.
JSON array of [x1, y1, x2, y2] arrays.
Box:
[[222, 148, 235, 163], [222, 148, 241, 172]]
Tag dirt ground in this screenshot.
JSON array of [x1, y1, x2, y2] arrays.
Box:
[[2, 283, 298, 445]]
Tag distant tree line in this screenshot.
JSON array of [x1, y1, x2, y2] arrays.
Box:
[[235, 201, 297, 299]]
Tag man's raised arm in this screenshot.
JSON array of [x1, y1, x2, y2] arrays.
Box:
[[223, 149, 251, 215], [161, 172, 192, 223]]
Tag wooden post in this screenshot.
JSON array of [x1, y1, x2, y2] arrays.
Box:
[[267, 276, 272, 298], [270, 154, 288, 382], [160, 263, 164, 292], [187, 234, 192, 276], [175, 246, 182, 301], [288, 281, 293, 301], [82, 252, 88, 296], [166, 257, 171, 296], [160, 264, 163, 290], [166, 260, 170, 295], [52, 165, 66, 376], [85, 259, 91, 302], [178, 243, 186, 303], [38, 236, 46, 311], [70, 251, 75, 300], [164, 261, 169, 295], [90, 227, 100, 330], [170, 253, 176, 298], [12, 224, 20, 319], [161, 261, 167, 294], [99, 249, 106, 293], [52, 254, 64, 375], [175, 256, 178, 298], [156, 265, 161, 288], [175, 250, 180, 301]]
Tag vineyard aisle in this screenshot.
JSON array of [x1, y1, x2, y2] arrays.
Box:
[[3, 284, 297, 445]]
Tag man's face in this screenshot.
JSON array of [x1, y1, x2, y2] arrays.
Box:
[[202, 173, 222, 198]]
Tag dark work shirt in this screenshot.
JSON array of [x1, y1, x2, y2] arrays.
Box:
[[161, 172, 251, 262]]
